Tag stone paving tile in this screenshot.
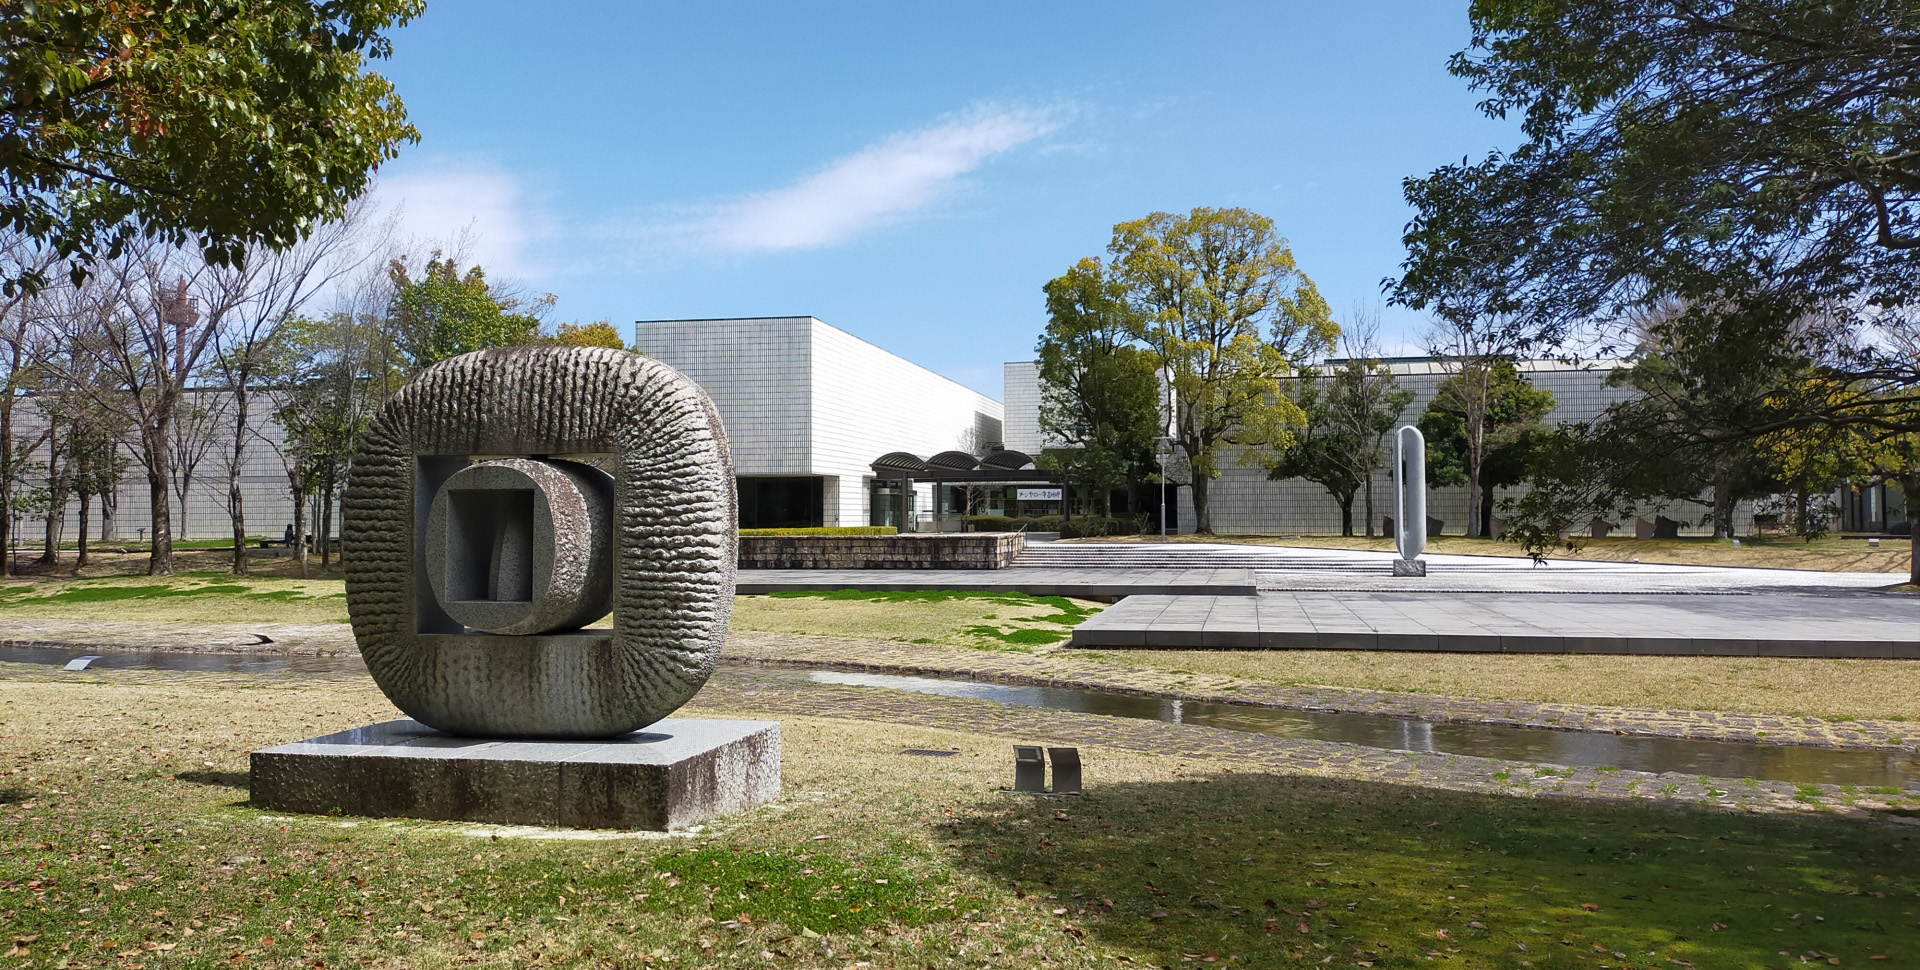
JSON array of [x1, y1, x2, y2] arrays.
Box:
[[725, 632, 1920, 754], [1076, 591, 1920, 657]]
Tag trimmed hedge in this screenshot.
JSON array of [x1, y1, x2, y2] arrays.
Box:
[[959, 515, 1144, 537], [739, 526, 897, 537]]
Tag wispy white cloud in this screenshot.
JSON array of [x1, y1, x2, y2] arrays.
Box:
[[687, 103, 1065, 253], [368, 162, 549, 279]]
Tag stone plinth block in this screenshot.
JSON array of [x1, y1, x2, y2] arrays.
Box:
[[250, 718, 779, 831]]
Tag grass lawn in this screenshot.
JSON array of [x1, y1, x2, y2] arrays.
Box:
[[0, 572, 351, 625], [1077, 533, 1914, 574], [0, 578, 1103, 651], [728, 589, 1102, 650], [1065, 649, 1920, 724], [2, 671, 1916, 968]]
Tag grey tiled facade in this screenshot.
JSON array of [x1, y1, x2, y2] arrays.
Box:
[[1003, 357, 1765, 536], [9, 387, 318, 544]]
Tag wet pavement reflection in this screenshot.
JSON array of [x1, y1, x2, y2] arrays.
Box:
[[5, 645, 1913, 789], [797, 670, 1920, 789]]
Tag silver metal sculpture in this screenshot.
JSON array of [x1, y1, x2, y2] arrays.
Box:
[[342, 347, 738, 739], [1393, 425, 1427, 577]]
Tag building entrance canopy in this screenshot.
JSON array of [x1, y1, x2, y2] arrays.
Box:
[[869, 450, 1059, 530], [871, 449, 1053, 482]]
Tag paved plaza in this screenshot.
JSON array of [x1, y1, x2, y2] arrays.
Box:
[[739, 540, 1917, 657], [1069, 590, 1920, 656], [737, 565, 1256, 597]]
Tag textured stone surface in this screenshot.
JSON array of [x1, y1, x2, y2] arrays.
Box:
[[737, 533, 1023, 570], [250, 718, 781, 830], [343, 347, 738, 738], [424, 455, 610, 633], [424, 458, 614, 635]]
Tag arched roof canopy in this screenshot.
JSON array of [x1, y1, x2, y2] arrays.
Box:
[[872, 451, 926, 472], [980, 450, 1033, 470], [927, 450, 981, 471]]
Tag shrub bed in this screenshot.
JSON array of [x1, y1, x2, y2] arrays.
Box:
[[739, 526, 897, 537]]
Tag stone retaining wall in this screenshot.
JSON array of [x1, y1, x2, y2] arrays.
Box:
[[738, 532, 1024, 569]]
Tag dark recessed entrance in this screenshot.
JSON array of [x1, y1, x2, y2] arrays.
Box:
[[738, 476, 823, 529]]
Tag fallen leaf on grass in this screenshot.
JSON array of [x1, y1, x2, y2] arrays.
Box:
[[1579, 902, 1599, 912]]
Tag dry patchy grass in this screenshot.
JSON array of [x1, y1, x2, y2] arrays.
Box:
[[727, 590, 1102, 650], [0, 572, 351, 625], [1069, 648, 1920, 722], [2, 670, 1916, 968]]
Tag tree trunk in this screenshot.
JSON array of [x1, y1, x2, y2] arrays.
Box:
[[1191, 474, 1212, 534], [319, 482, 334, 573], [144, 421, 174, 575], [1712, 477, 1735, 540], [1794, 475, 1810, 536], [38, 423, 62, 565], [175, 469, 192, 541], [228, 383, 250, 574], [1903, 472, 1920, 587], [1363, 471, 1375, 538], [76, 489, 91, 567], [1337, 492, 1355, 537], [1464, 445, 1484, 540], [0, 399, 10, 577], [290, 480, 308, 579]]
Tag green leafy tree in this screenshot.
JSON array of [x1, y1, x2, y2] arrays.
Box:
[[1417, 359, 1554, 538], [1034, 258, 1162, 517], [0, 0, 421, 293], [1263, 355, 1413, 537], [1107, 207, 1338, 533], [1392, 0, 1920, 424], [389, 256, 547, 371], [550, 320, 629, 350], [271, 311, 391, 574]]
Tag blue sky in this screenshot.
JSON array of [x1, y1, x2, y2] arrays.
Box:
[[369, 2, 1518, 397]]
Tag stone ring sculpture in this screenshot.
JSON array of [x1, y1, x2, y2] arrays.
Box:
[[342, 346, 737, 739]]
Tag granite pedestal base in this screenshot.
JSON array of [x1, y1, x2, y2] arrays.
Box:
[[250, 718, 779, 831]]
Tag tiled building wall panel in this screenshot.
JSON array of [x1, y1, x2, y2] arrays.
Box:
[[1154, 361, 1754, 536], [1001, 361, 1047, 454], [631, 318, 814, 477], [9, 388, 332, 544], [809, 320, 1002, 527]]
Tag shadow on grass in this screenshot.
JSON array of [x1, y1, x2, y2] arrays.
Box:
[[175, 770, 249, 789], [948, 772, 1917, 968], [0, 785, 32, 804]]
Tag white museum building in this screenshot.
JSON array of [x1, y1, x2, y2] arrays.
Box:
[[630, 316, 1004, 529]]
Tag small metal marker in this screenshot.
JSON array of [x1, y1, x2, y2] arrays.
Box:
[[62, 656, 102, 671], [1013, 745, 1046, 792], [1048, 747, 1082, 795]]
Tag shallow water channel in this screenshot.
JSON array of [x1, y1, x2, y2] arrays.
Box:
[[4, 645, 1914, 789], [781, 670, 1920, 790]]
